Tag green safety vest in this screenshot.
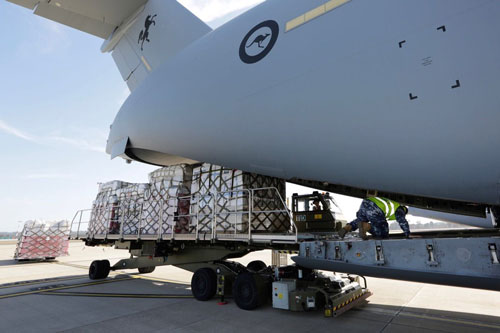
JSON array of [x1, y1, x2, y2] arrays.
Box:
[[367, 197, 401, 221]]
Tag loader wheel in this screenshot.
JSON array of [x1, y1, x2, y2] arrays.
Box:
[[246, 260, 267, 272], [138, 266, 156, 274], [233, 272, 267, 310], [89, 260, 110, 280], [191, 268, 217, 301]]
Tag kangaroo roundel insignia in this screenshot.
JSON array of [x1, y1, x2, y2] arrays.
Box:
[[239, 20, 279, 64]]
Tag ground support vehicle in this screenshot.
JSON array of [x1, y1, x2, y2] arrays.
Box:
[[71, 189, 500, 314], [291, 191, 347, 232]]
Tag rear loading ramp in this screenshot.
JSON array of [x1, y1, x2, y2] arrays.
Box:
[[293, 236, 500, 291]]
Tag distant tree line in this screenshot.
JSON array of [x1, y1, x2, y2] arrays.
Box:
[[0, 232, 17, 239], [389, 220, 463, 230]]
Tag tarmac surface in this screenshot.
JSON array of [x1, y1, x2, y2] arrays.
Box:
[[0, 240, 499, 332]]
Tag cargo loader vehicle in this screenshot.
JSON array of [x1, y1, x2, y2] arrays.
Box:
[[69, 164, 500, 315]]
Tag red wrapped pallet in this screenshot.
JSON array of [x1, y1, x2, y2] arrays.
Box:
[[14, 220, 70, 260]]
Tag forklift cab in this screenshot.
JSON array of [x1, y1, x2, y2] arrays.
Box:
[[291, 192, 346, 233]]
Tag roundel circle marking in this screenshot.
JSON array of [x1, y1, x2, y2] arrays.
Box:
[[239, 20, 279, 64]]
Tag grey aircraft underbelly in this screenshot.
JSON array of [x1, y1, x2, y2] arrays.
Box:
[[7, 0, 500, 217]]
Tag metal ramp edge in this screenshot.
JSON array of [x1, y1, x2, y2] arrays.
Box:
[[292, 236, 500, 291]]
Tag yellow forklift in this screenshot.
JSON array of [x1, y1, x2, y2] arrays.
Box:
[[291, 191, 346, 233]]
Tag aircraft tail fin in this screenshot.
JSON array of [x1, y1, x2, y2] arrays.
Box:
[[7, 0, 212, 91], [105, 0, 212, 91]]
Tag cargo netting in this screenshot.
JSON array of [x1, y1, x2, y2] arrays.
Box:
[[86, 163, 291, 239], [14, 220, 70, 260]]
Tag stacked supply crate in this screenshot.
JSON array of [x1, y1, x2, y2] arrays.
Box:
[[89, 181, 148, 236], [14, 220, 70, 260], [190, 164, 289, 234], [87, 163, 289, 238], [116, 183, 150, 235], [141, 164, 193, 235]]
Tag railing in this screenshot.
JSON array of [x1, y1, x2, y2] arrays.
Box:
[[72, 187, 298, 243], [69, 209, 91, 239]]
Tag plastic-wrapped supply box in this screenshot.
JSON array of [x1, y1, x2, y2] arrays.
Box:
[[88, 165, 194, 237], [116, 183, 150, 235], [87, 163, 289, 238], [190, 164, 289, 234], [14, 220, 70, 260], [148, 164, 193, 185], [142, 164, 193, 235], [89, 181, 149, 236]]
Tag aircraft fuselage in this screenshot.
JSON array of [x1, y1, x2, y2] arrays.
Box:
[[107, 0, 500, 206]]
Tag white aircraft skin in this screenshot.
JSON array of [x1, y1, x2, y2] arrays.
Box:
[[108, 0, 500, 207], [7, 0, 500, 210]]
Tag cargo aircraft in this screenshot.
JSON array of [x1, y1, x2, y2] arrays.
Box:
[[7, 0, 500, 226]]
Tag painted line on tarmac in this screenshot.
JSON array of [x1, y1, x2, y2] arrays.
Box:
[[399, 311, 500, 330], [130, 275, 190, 286], [0, 276, 133, 300], [0, 261, 55, 269], [0, 275, 87, 289], [52, 262, 89, 270], [365, 306, 500, 330], [40, 291, 193, 299]]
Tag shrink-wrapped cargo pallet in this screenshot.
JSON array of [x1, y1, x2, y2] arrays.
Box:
[[89, 181, 149, 235], [89, 165, 193, 236], [14, 220, 70, 260], [87, 163, 290, 238], [190, 164, 289, 234], [140, 164, 193, 235]]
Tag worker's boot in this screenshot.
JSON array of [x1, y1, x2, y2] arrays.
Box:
[[358, 222, 371, 240], [338, 224, 352, 239]]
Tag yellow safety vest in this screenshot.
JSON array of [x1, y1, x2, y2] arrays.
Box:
[[367, 197, 401, 221]]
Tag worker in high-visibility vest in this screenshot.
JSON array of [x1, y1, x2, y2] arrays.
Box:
[[339, 197, 411, 239]]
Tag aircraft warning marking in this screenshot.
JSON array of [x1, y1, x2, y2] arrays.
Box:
[[286, 0, 351, 32], [239, 20, 279, 64]]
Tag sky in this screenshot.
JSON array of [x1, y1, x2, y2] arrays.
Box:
[[0, 0, 363, 232]]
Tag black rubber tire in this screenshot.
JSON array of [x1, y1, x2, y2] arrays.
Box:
[[246, 260, 267, 272], [89, 260, 110, 280], [191, 268, 217, 301], [89, 260, 101, 280], [138, 266, 156, 274], [233, 272, 266, 310], [101, 260, 110, 278]]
